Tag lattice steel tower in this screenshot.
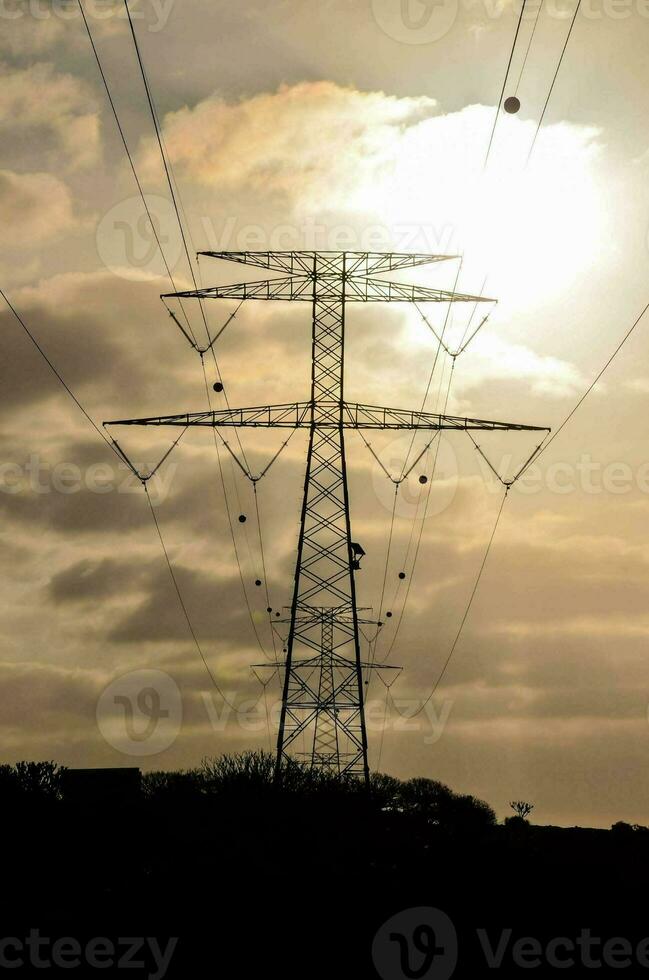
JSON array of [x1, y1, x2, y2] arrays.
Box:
[[106, 251, 547, 784]]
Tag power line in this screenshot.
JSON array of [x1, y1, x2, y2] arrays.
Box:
[[199, 360, 276, 662], [526, 0, 582, 165], [377, 357, 457, 666], [120, 3, 253, 476], [253, 483, 280, 665], [366, 353, 458, 676], [122, 0, 249, 458], [93, 0, 264, 632], [455, 275, 490, 353], [122, 0, 213, 350], [400, 262, 460, 479], [392, 293, 649, 714], [77, 0, 197, 347], [364, 485, 399, 685], [514, 0, 545, 97], [484, 0, 529, 169], [517, 295, 649, 479], [119, 2, 273, 651], [144, 484, 239, 707], [363, 320, 456, 676], [418, 486, 508, 714], [393, 486, 509, 721], [1, 286, 240, 702], [1, 286, 120, 461]]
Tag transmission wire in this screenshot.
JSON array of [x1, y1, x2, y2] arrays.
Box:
[[77, 0, 197, 347], [122, 0, 213, 349], [392, 487, 509, 720], [122, 1, 273, 641], [516, 296, 649, 481], [123, 0, 250, 466], [1, 287, 121, 459], [365, 485, 399, 685], [122, 1, 253, 474], [253, 483, 280, 663], [514, 0, 545, 97], [399, 261, 459, 479], [197, 359, 274, 660], [387, 294, 649, 714], [1, 286, 244, 703], [377, 356, 456, 666], [484, 0, 529, 169], [144, 484, 240, 707], [526, 0, 582, 165]]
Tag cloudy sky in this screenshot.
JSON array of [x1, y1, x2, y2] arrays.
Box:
[[2, 0, 649, 827]]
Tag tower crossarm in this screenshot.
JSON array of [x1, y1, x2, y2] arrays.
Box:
[[162, 275, 494, 305], [197, 250, 461, 276], [340, 402, 550, 432], [105, 400, 549, 433]]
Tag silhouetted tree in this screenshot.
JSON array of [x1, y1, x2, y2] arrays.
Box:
[[509, 800, 534, 819], [201, 750, 276, 791], [445, 793, 497, 833], [398, 778, 496, 832], [142, 768, 203, 800], [504, 815, 530, 833], [611, 821, 649, 836], [13, 761, 65, 798], [369, 772, 402, 810], [398, 777, 455, 820], [0, 764, 20, 796]]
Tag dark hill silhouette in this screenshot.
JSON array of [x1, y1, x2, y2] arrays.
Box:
[[1, 753, 648, 977]]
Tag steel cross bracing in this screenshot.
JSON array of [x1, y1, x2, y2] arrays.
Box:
[[106, 402, 545, 432], [106, 251, 549, 785]]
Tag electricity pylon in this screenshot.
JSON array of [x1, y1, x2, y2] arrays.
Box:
[[106, 251, 548, 785]]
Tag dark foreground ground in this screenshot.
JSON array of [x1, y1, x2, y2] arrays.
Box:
[[2, 755, 648, 978]]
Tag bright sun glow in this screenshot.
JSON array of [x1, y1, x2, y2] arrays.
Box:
[[337, 104, 607, 313]]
